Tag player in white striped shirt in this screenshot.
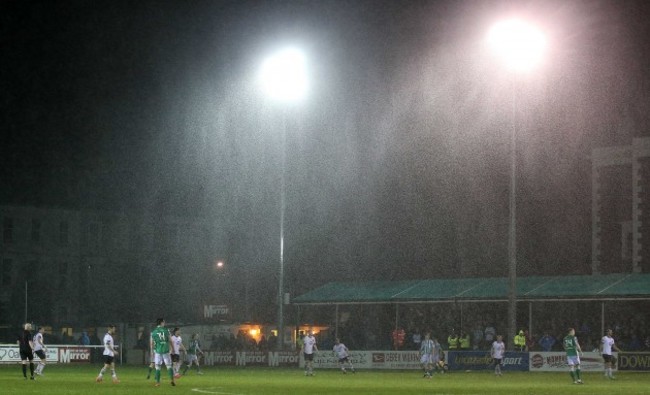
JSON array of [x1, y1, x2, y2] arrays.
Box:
[[419, 332, 435, 378]]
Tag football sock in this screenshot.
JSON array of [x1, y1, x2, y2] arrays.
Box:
[[22, 364, 27, 377], [155, 369, 161, 382], [576, 368, 581, 380]]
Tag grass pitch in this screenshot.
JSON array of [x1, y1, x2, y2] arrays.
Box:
[[1, 364, 648, 395]]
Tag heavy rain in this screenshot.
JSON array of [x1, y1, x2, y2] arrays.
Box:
[[1, 0, 649, 374]]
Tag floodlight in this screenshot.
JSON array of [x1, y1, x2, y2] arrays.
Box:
[[488, 19, 546, 72], [259, 48, 308, 102]]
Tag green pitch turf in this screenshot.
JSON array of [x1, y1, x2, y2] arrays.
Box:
[[1, 365, 648, 395]]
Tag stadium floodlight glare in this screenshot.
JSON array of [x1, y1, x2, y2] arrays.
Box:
[[259, 47, 308, 102], [260, 46, 309, 350], [487, 19, 546, 73], [488, 18, 546, 348]]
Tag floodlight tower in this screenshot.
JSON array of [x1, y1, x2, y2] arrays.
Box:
[[259, 47, 308, 350], [488, 19, 545, 348]]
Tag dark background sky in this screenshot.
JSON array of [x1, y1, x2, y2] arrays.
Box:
[[2, 0, 649, 300]]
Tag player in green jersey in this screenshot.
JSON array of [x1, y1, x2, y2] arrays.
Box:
[[150, 318, 176, 387], [182, 333, 204, 375], [563, 328, 584, 384]]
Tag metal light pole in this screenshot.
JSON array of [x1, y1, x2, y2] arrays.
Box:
[[278, 111, 287, 350], [508, 76, 517, 348], [488, 19, 545, 348], [24, 281, 28, 323], [259, 47, 308, 350]]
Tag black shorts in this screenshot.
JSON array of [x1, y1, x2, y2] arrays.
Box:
[[493, 358, 502, 366], [35, 350, 46, 360], [603, 354, 613, 363], [20, 350, 34, 361], [171, 354, 180, 363], [103, 355, 115, 365], [338, 356, 349, 364], [304, 353, 314, 362]]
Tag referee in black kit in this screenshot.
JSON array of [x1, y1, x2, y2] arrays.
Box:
[[17, 323, 35, 380]]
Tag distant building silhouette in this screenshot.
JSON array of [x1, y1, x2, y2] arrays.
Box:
[[0, 205, 224, 326], [592, 137, 650, 274]]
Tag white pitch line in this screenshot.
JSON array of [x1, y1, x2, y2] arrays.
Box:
[[191, 387, 246, 395]]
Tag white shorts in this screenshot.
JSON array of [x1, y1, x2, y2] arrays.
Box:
[[154, 353, 172, 367], [567, 355, 580, 366], [187, 354, 199, 363], [420, 354, 434, 365]]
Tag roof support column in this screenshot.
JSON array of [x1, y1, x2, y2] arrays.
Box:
[[528, 302, 533, 344], [601, 302, 605, 338], [394, 304, 399, 330], [334, 304, 339, 340]]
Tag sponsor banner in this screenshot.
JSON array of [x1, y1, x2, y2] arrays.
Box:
[[203, 351, 235, 366], [448, 351, 528, 371], [58, 347, 91, 363], [202, 350, 446, 370], [268, 351, 301, 367], [309, 351, 373, 369], [234, 351, 267, 366], [44, 348, 59, 362], [0, 346, 58, 364], [203, 304, 230, 320], [203, 351, 300, 367], [529, 352, 614, 372], [310, 351, 422, 370], [0, 346, 26, 363], [617, 353, 650, 371], [368, 351, 421, 370]]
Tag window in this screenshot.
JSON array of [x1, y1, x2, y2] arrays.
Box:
[[88, 222, 100, 249], [3, 217, 13, 244], [59, 221, 69, 245], [1, 258, 12, 286], [59, 261, 68, 289], [31, 219, 41, 243]]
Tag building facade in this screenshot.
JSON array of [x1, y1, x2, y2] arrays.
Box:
[[592, 137, 650, 274], [0, 204, 225, 327]]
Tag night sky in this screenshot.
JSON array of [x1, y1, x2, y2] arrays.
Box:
[[2, 0, 650, 299]]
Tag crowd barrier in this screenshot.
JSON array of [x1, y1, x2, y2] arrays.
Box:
[[0, 345, 119, 364], [198, 350, 634, 371], [2, 345, 645, 372]]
